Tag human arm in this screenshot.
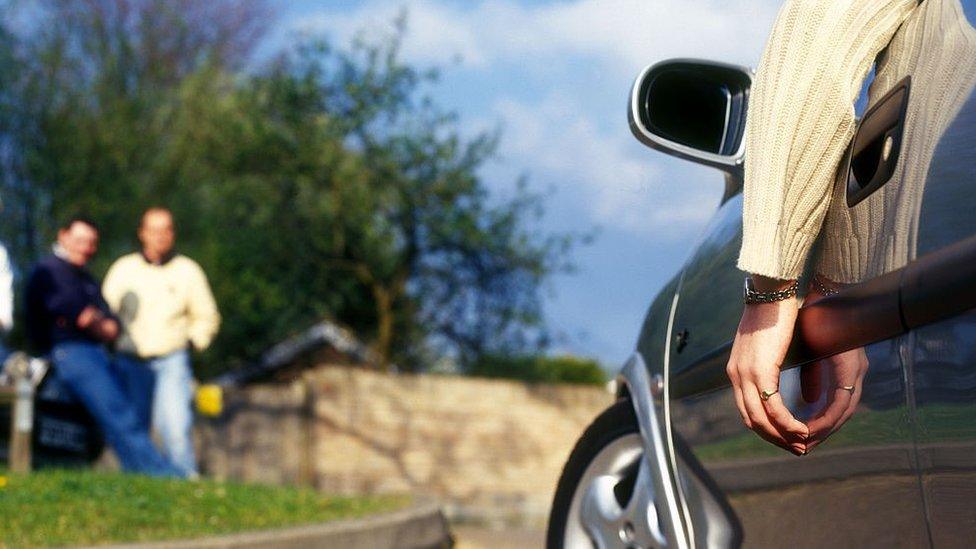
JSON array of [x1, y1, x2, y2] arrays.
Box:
[[94, 259, 126, 343], [77, 305, 119, 342], [101, 259, 124, 314], [185, 262, 220, 351], [33, 267, 88, 329], [728, 0, 919, 453], [25, 263, 118, 343], [738, 0, 919, 279], [726, 276, 808, 455]]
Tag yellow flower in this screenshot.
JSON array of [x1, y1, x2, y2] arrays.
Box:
[[196, 384, 223, 417], [0, 475, 8, 488]]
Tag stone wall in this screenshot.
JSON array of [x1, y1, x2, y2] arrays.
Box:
[[197, 366, 612, 524]]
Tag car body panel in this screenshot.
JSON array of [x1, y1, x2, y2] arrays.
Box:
[[907, 0, 976, 545], [631, 0, 976, 545]]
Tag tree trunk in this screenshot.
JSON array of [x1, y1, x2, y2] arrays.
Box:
[[373, 284, 394, 370]]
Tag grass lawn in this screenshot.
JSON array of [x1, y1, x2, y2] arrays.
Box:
[[0, 469, 408, 548]]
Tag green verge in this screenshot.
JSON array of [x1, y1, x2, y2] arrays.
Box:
[[694, 401, 976, 463], [0, 469, 408, 548]]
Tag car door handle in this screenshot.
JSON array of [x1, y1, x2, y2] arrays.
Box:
[[846, 76, 911, 207]]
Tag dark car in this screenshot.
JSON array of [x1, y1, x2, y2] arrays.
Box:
[[547, 0, 976, 547]]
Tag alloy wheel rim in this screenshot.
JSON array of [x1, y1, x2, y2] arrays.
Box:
[[564, 433, 666, 548]]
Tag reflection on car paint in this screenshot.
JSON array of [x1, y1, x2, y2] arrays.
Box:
[[820, 2, 976, 545], [909, 315, 976, 547], [659, 0, 976, 546]]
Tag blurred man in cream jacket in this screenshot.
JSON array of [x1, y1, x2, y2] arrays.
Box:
[[104, 207, 220, 477]]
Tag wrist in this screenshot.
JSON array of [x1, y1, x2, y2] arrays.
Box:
[[744, 276, 798, 305], [750, 274, 796, 293]]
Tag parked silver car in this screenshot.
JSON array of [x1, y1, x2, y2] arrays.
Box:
[[548, 0, 976, 547]]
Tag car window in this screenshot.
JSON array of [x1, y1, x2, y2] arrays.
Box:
[[962, 0, 976, 24], [854, 67, 875, 117]]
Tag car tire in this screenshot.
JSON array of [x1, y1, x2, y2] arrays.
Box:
[[547, 399, 642, 549]]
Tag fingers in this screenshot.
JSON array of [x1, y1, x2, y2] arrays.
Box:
[[753, 364, 808, 439], [807, 377, 865, 452], [731, 383, 751, 428], [761, 390, 809, 438], [727, 359, 806, 455], [724, 298, 801, 455], [806, 389, 851, 446], [835, 386, 861, 431], [727, 364, 751, 428], [805, 350, 869, 452], [801, 362, 822, 403], [741, 381, 805, 455]]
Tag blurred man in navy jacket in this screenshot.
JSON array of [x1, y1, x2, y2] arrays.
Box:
[[25, 216, 180, 476]]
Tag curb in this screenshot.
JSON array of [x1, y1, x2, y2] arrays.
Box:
[[88, 504, 453, 549]]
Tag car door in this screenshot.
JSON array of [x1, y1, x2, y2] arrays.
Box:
[[901, 0, 976, 546], [664, 196, 929, 548], [662, 1, 976, 546]]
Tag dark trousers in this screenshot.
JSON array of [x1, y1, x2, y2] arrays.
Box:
[[51, 341, 180, 477]]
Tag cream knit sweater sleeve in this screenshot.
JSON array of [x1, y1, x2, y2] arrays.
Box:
[[738, 0, 919, 280], [185, 258, 221, 352]]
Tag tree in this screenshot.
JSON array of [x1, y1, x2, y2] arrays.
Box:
[[0, 3, 45, 271], [0, 0, 270, 270], [0, 4, 586, 375], [264, 29, 582, 368]]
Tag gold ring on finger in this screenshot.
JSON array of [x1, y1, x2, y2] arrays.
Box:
[[836, 385, 855, 394], [760, 388, 779, 401]]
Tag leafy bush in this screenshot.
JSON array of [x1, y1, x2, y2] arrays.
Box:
[[471, 354, 607, 385]]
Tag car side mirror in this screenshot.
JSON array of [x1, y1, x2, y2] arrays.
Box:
[[629, 59, 753, 176]]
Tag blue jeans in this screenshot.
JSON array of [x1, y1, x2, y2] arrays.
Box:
[[51, 341, 181, 477], [117, 349, 197, 476], [114, 354, 155, 433]]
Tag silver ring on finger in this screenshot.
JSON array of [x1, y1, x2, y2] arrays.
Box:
[[835, 384, 855, 394]]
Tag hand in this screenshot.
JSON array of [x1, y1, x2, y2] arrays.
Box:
[[801, 281, 868, 452], [92, 317, 119, 342], [77, 306, 118, 342], [726, 276, 808, 455], [76, 305, 103, 329], [803, 347, 868, 451]]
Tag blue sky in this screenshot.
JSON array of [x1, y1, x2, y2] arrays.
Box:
[[275, 0, 783, 369]]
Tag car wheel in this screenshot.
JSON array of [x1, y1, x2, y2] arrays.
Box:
[[547, 399, 664, 549]]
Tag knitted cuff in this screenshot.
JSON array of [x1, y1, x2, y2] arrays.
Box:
[[814, 232, 871, 284], [737, 223, 820, 280]]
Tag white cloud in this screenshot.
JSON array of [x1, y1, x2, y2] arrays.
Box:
[[491, 93, 719, 235], [288, 0, 781, 234], [293, 0, 780, 72], [285, 0, 787, 363]]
